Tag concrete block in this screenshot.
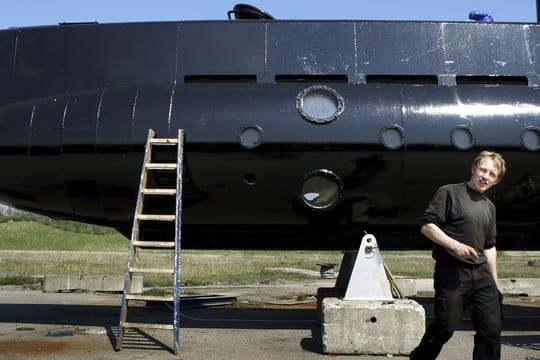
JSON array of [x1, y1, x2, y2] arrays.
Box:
[[413, 278, 434, 294], [500, 278, 540, 296], [321, 297, 425, 355], [395, 278, 434, 296], [44, 275, 82, 292], [43, 275, 142, 293], [80, 275, 143, 293], [316, 287, 344, 308], [394, 278, 416, 297]]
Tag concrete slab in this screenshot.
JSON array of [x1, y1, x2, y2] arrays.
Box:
[[394, 278, 540, 297], [395, 278, 434, 297], [500, 278, 540, 296], [40, 275, 540, 297], [321, 298, 425, 355], [43, 275, 142, 293]]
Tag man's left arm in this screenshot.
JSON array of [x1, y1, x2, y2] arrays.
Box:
[[485, 246, 499, 288]]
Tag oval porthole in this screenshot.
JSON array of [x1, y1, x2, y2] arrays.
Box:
[[380, 125, 405, 150], [296, 85, 345, 124], [451, 126, 475, 150], [238, 125, 263, 149], [300, 169, 343, 210], [520, 126, 540, 151]]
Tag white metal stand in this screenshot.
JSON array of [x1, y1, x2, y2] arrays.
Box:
[[344, 233, 393, 300]]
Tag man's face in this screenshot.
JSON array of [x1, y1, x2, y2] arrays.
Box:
[[469, 158, 500, 193]]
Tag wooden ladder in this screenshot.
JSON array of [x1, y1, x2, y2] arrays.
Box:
[[116, 128, 184, 354]]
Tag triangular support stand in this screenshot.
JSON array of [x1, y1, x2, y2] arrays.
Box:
[[339, 233, 394, 301]]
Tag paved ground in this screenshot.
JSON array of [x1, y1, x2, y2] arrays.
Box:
[[0, 283, 540, 359]]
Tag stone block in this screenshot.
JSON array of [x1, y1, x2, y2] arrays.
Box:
[[43, 275, 82, 292], [43, 275, 142, 293], [394, 278, 416, 297], [500, 278, 540, 296], [81, 275, 143, 293], [321, 297, 425, 355]]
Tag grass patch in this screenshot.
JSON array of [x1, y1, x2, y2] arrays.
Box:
[[0, 251, 128, 276], [0, 220, 127, 251], [0, 219, 539, 289], [0, 275, 42, 289], [0, 213, 118, 234], [383, 255, 436, 278]]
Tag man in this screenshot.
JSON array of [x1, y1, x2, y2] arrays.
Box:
[[410, 151, 506, 360]]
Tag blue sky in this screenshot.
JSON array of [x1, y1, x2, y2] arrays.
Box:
[[0, 0, 537, 30]]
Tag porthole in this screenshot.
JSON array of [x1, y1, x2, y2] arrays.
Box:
[[238, 125, 263, 149], [380, 125, 405, 150], [244, 173, 257, 185], [296, 85, 345, 124], [520, 126, 540, 151], [300, 169, 343, 210], [450, 126, 475, 150]]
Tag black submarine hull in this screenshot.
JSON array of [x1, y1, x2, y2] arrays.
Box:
[[0, 20, 539, 249]]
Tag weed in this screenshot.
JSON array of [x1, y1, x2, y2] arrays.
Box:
[[0, 275, 42, 289]]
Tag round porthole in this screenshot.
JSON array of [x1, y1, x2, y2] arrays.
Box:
[[380, 125, 405, 150], [238, 125, 263, 149], [244, 173, 257, 185], [520, 126, 540, 151], [296, 85, 345, 124], [451, 126, 475, 150], [300, 169, 343, 210]]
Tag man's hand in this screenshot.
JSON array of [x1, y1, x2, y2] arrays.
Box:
[[421, 223, 479, 261], [449, 241, 479, 261]]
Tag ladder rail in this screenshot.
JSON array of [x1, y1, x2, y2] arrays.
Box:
[[116, 129, 156, 351], [173, 129, 185, 355]]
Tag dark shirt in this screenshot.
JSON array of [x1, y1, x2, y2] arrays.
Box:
[[423, 182, 497, 265]]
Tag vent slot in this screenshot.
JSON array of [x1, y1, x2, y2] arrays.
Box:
[[184, 75, 257, 83], [456, 75, 528, 86], [366, 75, 438, 84], [275, 75, 348, 83], [59, 21, 99, 26]]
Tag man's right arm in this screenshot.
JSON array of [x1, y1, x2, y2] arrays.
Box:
[[421, 223, 479, 261]]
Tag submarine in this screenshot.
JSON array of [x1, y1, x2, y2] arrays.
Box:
[[0, 4, 539, 249]]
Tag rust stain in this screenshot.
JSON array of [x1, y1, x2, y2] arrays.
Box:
[[0, 340, 67, 356]]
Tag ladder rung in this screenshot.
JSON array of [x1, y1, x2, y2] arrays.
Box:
[[121, 321, 174, 330], [133, 241, 175, 248], [142, 188, 176, 195], [149, 138, 178, 145], [146, 163, 177, 170], [137, 214, 176, 221], [129, 267, 175, 274], [126, 294, 174, 302]]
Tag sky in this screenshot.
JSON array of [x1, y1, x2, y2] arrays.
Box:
[[0, 0, 537, 30]]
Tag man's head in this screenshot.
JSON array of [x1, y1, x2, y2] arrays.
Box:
[[468, 151, 506, 193]]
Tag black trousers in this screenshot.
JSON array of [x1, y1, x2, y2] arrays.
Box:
[[411, 261, 502, 360]]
